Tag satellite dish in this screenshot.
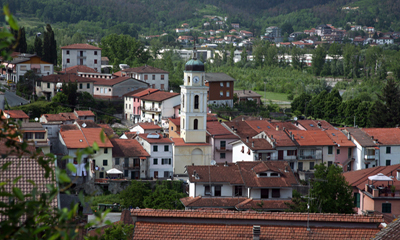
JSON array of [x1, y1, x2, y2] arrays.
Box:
[[82, 123, 87, 128], [294, 117, 298, 121], [34, 117, 39, 122], [211, 160, 216, 165]]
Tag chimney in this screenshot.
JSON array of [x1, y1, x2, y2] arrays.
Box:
[[397, 169, 400, 180], [224, 161, 228, 167], [192, 163, 194, 166], [271, 135, 273, 139], [253, 225, 260, 240], [246, 137, 249, 143], [276, 125, 279, 131], [371, 136, 374, 140], [231, 126, 234, 131], [192, 170, 196, 177], [283, 127, 285, 131], [347, 132, 351, 140], [317, 122, 321, 128], [242, 117, 244, 121], [148, 90, 150, 95], [252, 141, 254, 147]]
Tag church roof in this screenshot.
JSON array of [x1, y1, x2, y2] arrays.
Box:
[[185, 59, 204, 71]]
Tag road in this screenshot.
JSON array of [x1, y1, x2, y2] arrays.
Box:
[[4, 90, 30, 107]]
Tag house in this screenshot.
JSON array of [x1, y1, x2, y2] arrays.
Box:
[[239, 30, 253, 37], [101, 57, 109, 65], [215, 21, 224, 25], [234, 90, 262, 105], [203, 22, 210, 26], [376, 37, 394, 45], [110, 138, 150, 180], [175, 28, 186, 33], [6, 54, 53, 83], [229, 29, 237, 34], [136, 133, 173, 179], [129, 122, 162, 134], [59, 124, 113, 182], [231, 23, 240, 29], [342, 127, 379, 170], [304, 28, 316, 36], [20, 122, 50, 154], [205, 73, 235, 107], [124, 88, 159, 123], [92, 77, 149, 100], [216, 29, 224, 34], [74, 110, 95, 121], [3, 110, 29, 123], [206, 121, 239, 163], [181, 23, 189, 27], [315, 24, 332, 36], [37, 73, 95, 100], [343, 164, 400, 218], [265, 26, 282, 38], [61, 44, 102, 72], [139, 91, 180, 123], [120, 65, 169, 90], [130, 209, 382, 239], [181, 161, 297, 211], [177, 35, 194, 44]]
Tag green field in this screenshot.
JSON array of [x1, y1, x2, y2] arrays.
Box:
[[236, 89, 290, 102]]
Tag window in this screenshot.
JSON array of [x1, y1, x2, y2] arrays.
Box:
[[144, 75, 148, 80], [153, 158, 158, 165], [194, 119, 198, 130], [382, 203, 391, 213], [161, 75, 164, 80], [354, 193, 360, 208], [220, 91, 223, 97], [153, 145, 158, 152], [152, 84, 155, 88], [162, 159, 171, 165], [298, 162, 303, 171], [44, 66, 50, 71], [386, 147, 391, 154], [104, 148, 108, 154], [164, 171, 169, 178], [103, 160, 108, 166], [94, 51, 97, 55], [310, 162, 315, 170], [115, 158, 120, 165], [214, 185, 221, 196], [99, 172, 104, 178], [272, 189, 280, 198], [261, 189, 269, 198], [328, 161, 333, 167], [348, 148, 352, 158], [79, 83, 83, 89], [152, 75, 155, 80], [124, 170, 128, 177], [154, 171, 158, 178], [124, 158, 129, 167], [287, 150, 296, 156], [94, 59, 97, 64], [182, 95, 185, 108], [227, 82, 230, 87], [386, 160, 391, 166], [66, 50, 70, 54], [220, 153, 226, 159], [36, 81, 41, 87], [129, 104, 131, 109], [220, 141, 226, 149], [194, 95, 199, 109], [187, 76, 190, 83], [171, 126, 174, 131], [47, 83, 50, 88], [96, 88, 99, 91], [204, 185, 211, 196], [337, 149, 340, 155], [164, 145, 169, 151], [220, 82, 224, 87], [160, 84, 164, 90], [235, 186, 243, 196], [20, 65, 27, 71], [226, 91, 230, 97], [67, 58, 70, 63], [35, 132, 45, 139], [87, 83, 90, 88], [328, 146, 333, 154]]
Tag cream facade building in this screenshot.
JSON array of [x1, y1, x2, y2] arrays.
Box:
[[172, 49, 212, 176]]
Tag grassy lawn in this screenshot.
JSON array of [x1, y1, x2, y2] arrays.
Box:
[[235, 89, 290, 102]]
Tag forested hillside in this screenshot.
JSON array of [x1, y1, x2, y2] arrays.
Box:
[[1, 0, 400, 40]]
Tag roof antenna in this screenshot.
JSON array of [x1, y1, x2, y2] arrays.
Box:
[[193, 37, 197, 60]]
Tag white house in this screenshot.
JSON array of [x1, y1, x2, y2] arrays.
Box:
[[129, 122, 162, 134], [140, 91, 180, 123], [181, 161, 298, 211], [136, 133, 173, 179], [61, 44, 102, 72], [119, 65, 169, 91], [8, 54, 53, 83], [376, 37, 394, 45]]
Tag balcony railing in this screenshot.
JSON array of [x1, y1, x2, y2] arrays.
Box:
[[142, 107, 161, 112], [364, 155, 375, 160], [216, 147, 232, 152], [299, 153, 322, 160], [366, 184, 399, 197]]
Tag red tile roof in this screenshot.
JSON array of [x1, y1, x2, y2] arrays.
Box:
[[325, 130, 355, 147], [75, 110, 95, 117], [41, 113, 66, 122], [123, 65, 168, 74], [4, 110, 29, 119], [92, 76, 139, 86], [61, 43, 101, 50], [60, 129, 89, 149], [374, 218, 400, 239], [206, 121, 239, 139], [122, 131, 137, 139], [59, 112, 78, 120], [138, 133, 173, 144], [245, 120, 296, 147], [362, 128, 400, 145], [168, 118, 180, 128], [62, 65, 97, 74], [131, 209, 382, 240], [343, 164, 400, 190], [41, 74, 95, 83], [136, 123, 162, 130], [342, 127, 376, 147], [131, 88, 160, 98], [235, 199, 290, 210], [110, 138, 149, 158], [291, 130, 335, 146], [234, 137, 274, 150], [140, 91, 179, 102], [81, 128, 113, 148], [97, 124, 115, 137], [296, 120, 335, 130], [122, 88, 147, 97]]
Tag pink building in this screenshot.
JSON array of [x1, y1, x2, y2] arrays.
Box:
[[206, 121, 239, 163], [123, 88, 159, 123]]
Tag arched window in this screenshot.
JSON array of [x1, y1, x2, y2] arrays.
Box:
[[182, 95, 185, 108], [194, 119, 198, 130], [194, 95, 199, 109]]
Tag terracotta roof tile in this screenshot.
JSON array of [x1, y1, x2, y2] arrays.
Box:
[[60, 129, 89, 149], [122, 131, 137, 139], [110, 139, 149, 158], [325, 130, 355, 147], [131, 88, 160, 98], [135, 123, 162, 130], [81, 128, 113, 148], [291, 130, 335, 146], [122, 88, 147, 97], [61, 43, 101, 50], [41, 114, 66, 122], [62, 65, 97, 74], [168, 118, 180, 128], [180, 196, 248, 208], [59, 112, 78, 120], [97, 124, 115, 137], [75, 110, 95, 117], [295, 120, 335, 130], [75, 120, 99, 128], [41, 73, 95, 83], [3, 110, 29, 119], [206, 121, 238, 139], [235, 199, 291, 210], [140, 91, 179, 102], [362, 128, 400, 145]]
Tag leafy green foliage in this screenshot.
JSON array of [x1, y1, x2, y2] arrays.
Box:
[[286, 164, 354, 214], [143, 181, 186, 210], [100, 222, 135, 240], [119, 181, 151, 208]]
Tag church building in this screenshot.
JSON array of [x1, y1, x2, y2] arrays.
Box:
[[171, 48, 212, 177]]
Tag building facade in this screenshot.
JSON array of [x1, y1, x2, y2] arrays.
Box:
[[61, 44, 102, 72]]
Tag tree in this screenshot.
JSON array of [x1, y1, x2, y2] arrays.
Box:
[[286, 164, 354, 214], [291, 93, 312, 115], [62, 81, 78, 106], [241, 47, 248, 63], [52, 92, 68, 104], [328, 43, 342, 80], [42, 24, 57, 65], [34, 36, 43, 57], [119, 181, 151, 208], [312, 46, 326, 76], [101, 222, 135, 240], [281, 22, 294, 35], [143, 181, 187, 210]]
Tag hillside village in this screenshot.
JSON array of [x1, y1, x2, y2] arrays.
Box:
[[1, 39, 400, 238]]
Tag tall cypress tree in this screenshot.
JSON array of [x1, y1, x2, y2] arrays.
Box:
[[18, 27, 27, 53], [43, 24, 57, 65], [34, 36, 43, 57]]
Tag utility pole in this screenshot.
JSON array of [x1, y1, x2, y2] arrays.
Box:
[[264, 81, 266, 104]]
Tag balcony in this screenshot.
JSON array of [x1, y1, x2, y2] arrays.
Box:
[[216, 147, 232, 152], [142, 107, 161, 112], [364, 155, 375, 161], [366, 184, 399, 198], [299, 153, 322, 160]]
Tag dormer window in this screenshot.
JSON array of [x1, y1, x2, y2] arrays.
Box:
[[257, 172, 280, 177]]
